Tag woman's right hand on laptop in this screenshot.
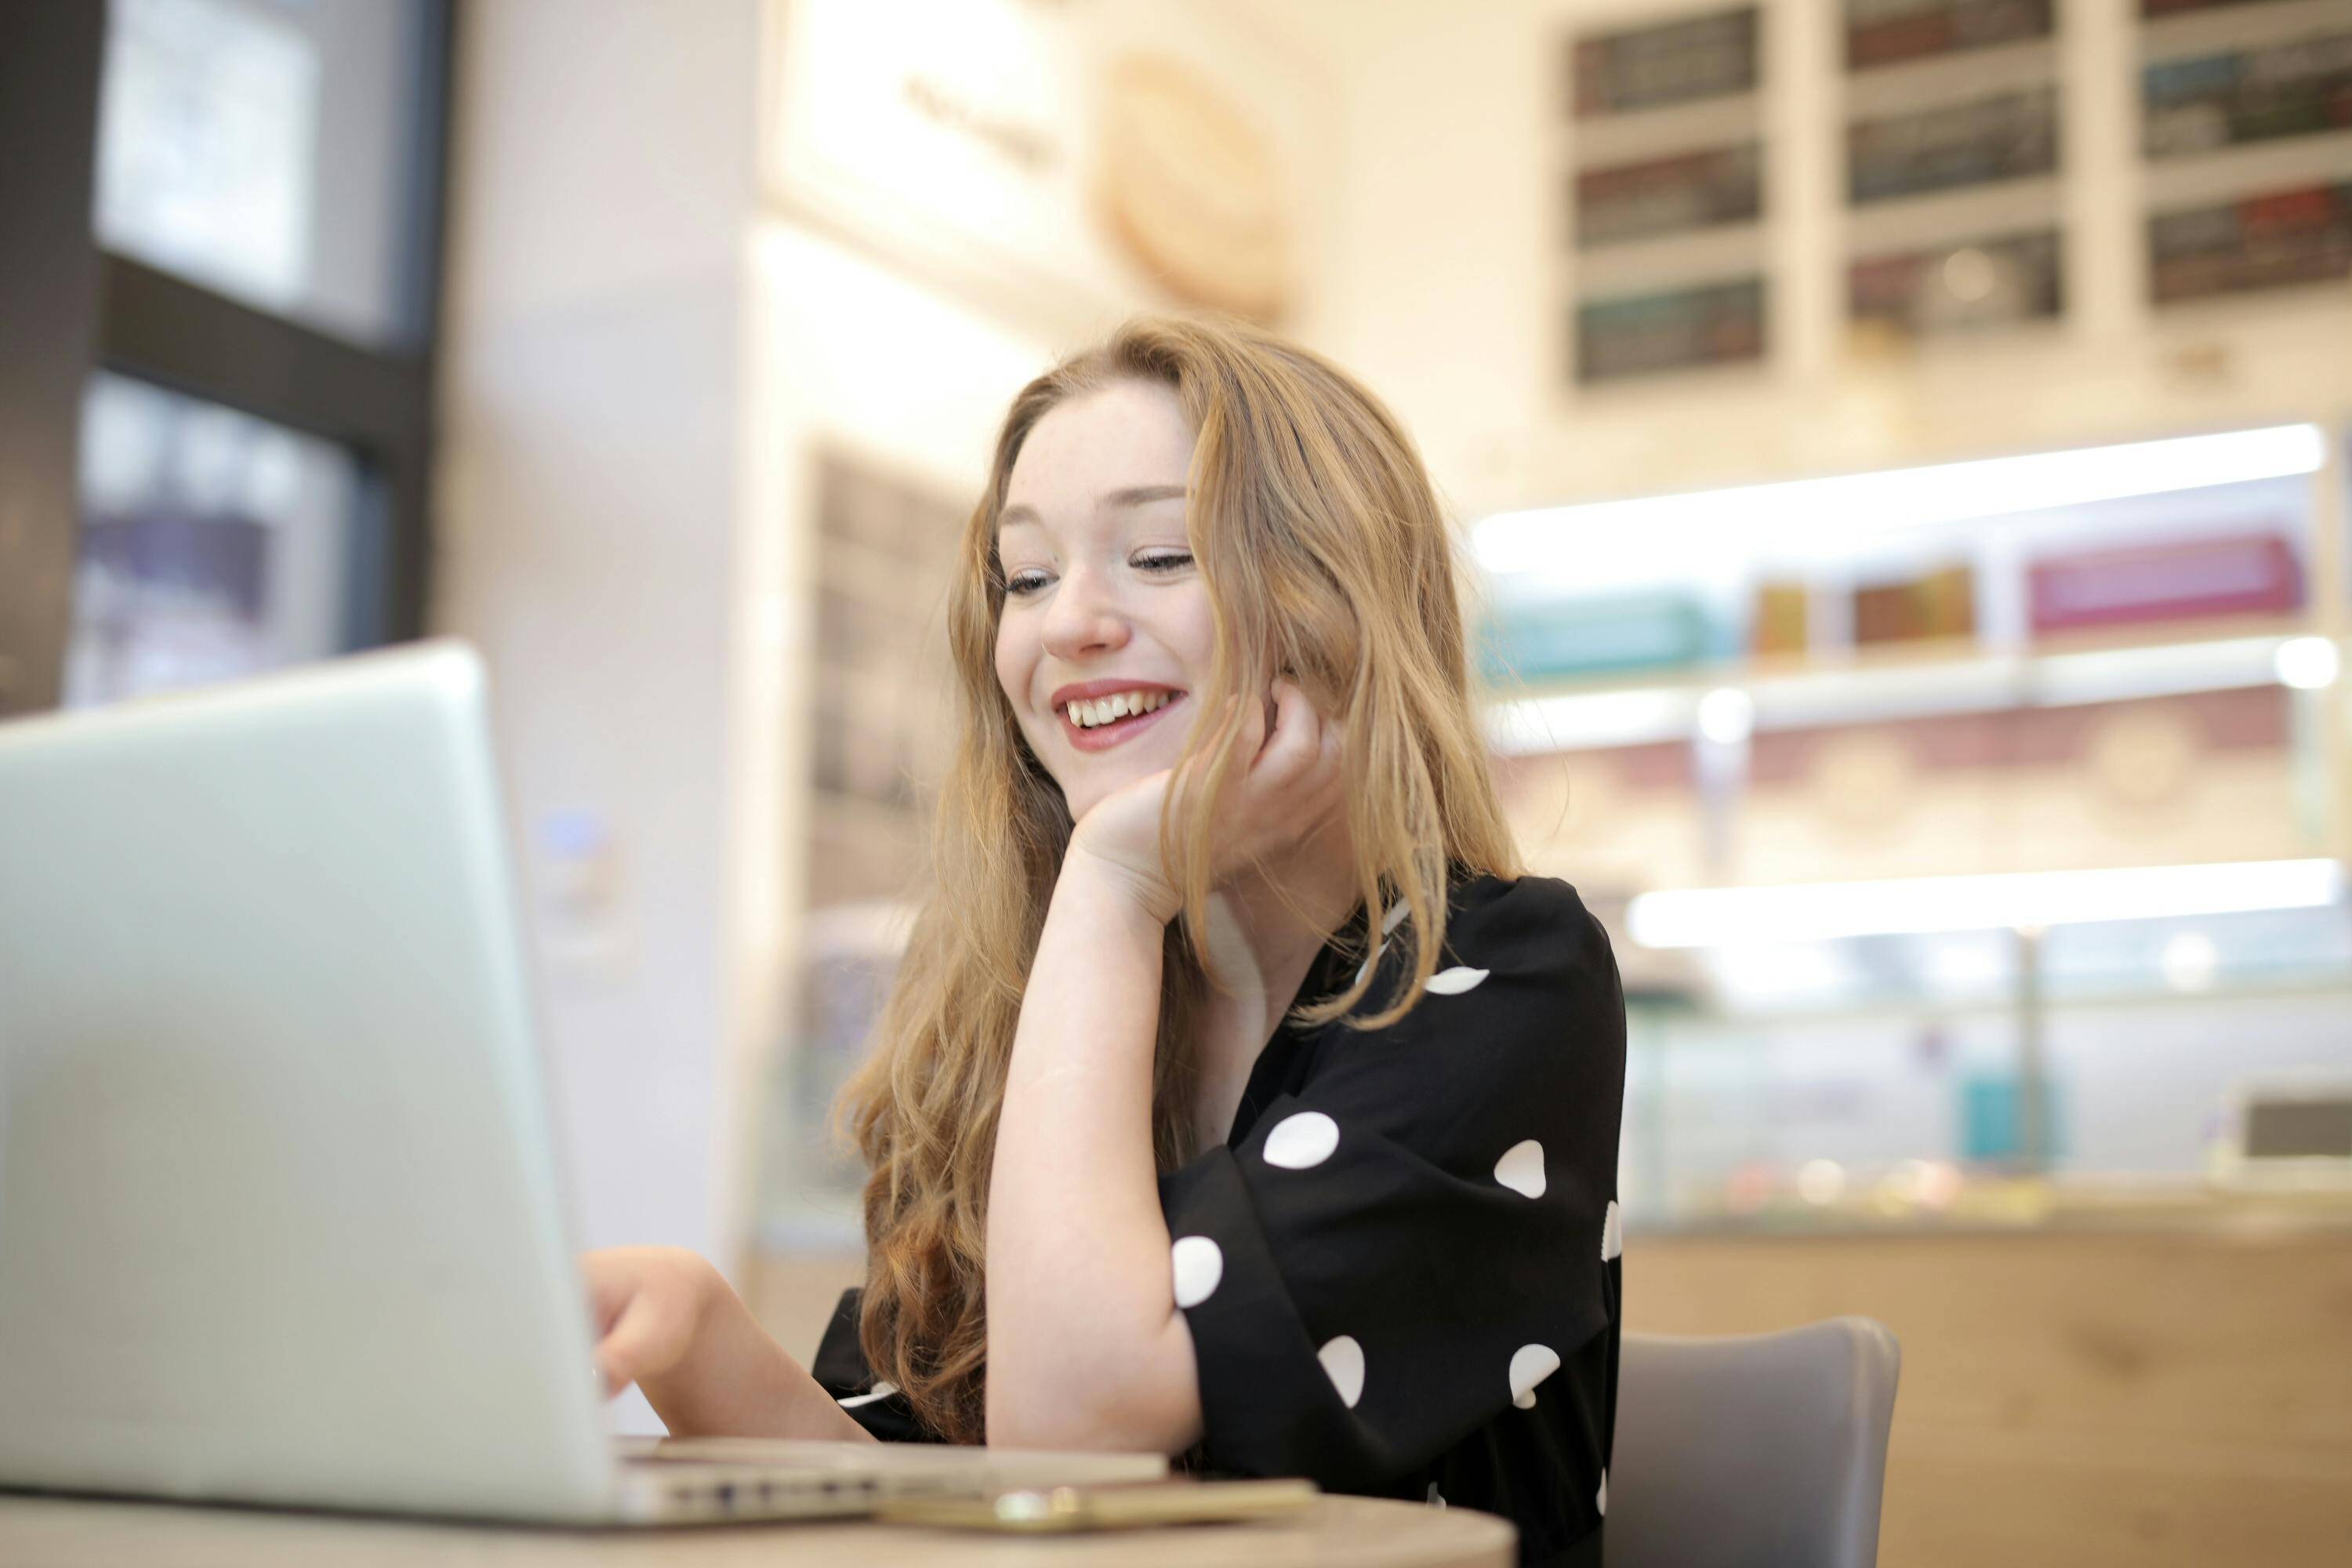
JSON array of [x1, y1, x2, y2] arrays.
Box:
[[584, 1246, 719, 1399], [581, 1247, 880, 1443]]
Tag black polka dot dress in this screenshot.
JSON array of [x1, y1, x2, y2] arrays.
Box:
[[812, 873, 1626, 1568]]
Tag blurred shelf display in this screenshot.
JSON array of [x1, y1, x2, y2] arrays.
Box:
[[1848, 85, 2059, 206], [2149, 179, 2352, 303], [2142, 31, 2352, 160], [1562, 5, 1766, 386], [1843, 0, 2055, 71], [1570, 5, 1760, 119], [1483, 418, 2351, 1228], [1620, 977, 2352, 1232], [1477, 421, 2330, 713], [763, 448, 964, 1238], [2142, 0, 2352, 306], [1838, 0, 2062, 347], [1489, 622, 2329, 751], [1848, 227, 2063, 340], [1573, 274, 1769, 383], [1559, 1, 2352, 380], [1573, 141, 1763, 250]]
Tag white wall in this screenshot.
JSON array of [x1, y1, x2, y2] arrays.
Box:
[[434, 0, 760, 1285], [431, 0, 1346, 1316]]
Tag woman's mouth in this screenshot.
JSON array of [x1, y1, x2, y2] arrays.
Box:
[[1058, 688, 1185, 752]]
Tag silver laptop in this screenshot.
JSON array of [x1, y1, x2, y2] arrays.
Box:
[[0, 641, 1163, 1523]]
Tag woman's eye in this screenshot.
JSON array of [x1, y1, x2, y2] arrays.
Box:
[[1135, 550, 1194, 574], [1003, 570, 1051, 597]]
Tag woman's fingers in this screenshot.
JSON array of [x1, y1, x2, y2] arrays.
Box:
[[1254, 680, 1331, 793], [592, 1283, 688, 1398]]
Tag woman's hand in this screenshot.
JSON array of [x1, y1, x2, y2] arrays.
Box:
[[1065, 679, 1343, 923], [583, 1245, 721, 1399], [579, 1246, 880, 1442]]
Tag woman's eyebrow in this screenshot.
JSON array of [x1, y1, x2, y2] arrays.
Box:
[[999, 485, 1189, 531]]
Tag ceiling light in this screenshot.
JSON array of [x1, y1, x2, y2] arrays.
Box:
[[1628, 858, 2344, 947]]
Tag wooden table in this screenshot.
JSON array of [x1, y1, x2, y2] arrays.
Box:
[[0, 1492, 1516, 1566]]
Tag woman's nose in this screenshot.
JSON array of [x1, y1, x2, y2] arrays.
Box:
[[1040, 566, 1131, 659]]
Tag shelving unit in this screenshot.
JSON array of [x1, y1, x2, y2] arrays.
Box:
[[1479, 415, 2351, 1205], [1562, 5, 1770, 384], [1489, 619, 2321, 753], [1556, 0, 2352, 387], [2141, 0, 2352, 309]]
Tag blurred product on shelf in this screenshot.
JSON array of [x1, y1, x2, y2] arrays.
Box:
[[1576, 276, 1767, 383], [2140, 0, 2296, 17], [1853, 563, 1976, 645], [2142, 30, 2352, 158], [1750, 581, 1809, 657], [1848, 230, 2063, 338], [2027, 532, 2303, 635], [1570, 5, 1757, 118], [1960, 1066, 2066, 1165], [1574, 142, 1762, 249], [1848, 87, 2057, 205], [2149, 181, 2352, 304], [1843, 0, 2054, 71], [1481, 590, 1733, 684]]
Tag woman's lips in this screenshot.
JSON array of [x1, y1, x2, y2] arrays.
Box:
[[1060, 693, 1184, 753]]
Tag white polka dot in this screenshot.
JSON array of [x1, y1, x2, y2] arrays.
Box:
[[1171, 1236, 1223, 1308], [1427, 1481, 1447, 1508], [1508, 1343, 1560, 1410], [1262, 1111, 1341, 1170], [1601, 1200, 1623, 1262], [1494, 1139, 1546, 1199], [1425, 966, 1489, 995], [837, 1380, 898, 1409], [1356, 903, 1412, 989], [1318, 1334, 1366, 1408], [1596, 1469, 1607, 1516]]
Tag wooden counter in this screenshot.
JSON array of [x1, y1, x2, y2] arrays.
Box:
[[1622, 1226, 2352, 1568], [752, 1210, 2352, 1567]]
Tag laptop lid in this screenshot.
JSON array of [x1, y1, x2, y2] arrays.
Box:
[[0, 642, 614, 1519]]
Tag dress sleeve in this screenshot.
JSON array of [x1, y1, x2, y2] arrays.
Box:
[[808, 1286, 948, 1444], [1157, 874, 1625, 1494]]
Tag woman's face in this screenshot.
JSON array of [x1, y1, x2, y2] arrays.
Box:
[[993, 379, 1215, 823]]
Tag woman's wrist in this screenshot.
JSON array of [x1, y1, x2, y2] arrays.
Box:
[[1061, 835, 1181, 927], [631, 1252, 731, 1421], [634, 1261, 875, 1440]]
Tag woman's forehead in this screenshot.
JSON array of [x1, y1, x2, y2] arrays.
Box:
[[1003, 383, 1194, 520]]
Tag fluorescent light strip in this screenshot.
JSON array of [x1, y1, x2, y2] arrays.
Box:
[[1475, 424, 2326, 576], [1627, 858, 2345, 947]]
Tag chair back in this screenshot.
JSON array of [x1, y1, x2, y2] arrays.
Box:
[[1605, 1316, 1900, 1568]]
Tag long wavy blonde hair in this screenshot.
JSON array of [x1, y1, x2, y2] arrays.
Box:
[[832, 315, 1523, 1443]]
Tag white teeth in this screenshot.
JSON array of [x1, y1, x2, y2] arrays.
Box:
[[1064, 690, 1174, 729]]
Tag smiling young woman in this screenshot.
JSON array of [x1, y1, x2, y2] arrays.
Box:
[[583, 317, 1626, 1568]]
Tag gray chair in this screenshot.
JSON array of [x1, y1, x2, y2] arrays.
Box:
[[1604, 1316, 1901, 1568]]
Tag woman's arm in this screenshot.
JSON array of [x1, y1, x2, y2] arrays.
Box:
[[985, 683, 1341, 1454], [586, 1246, 879, 1443], [985, 858, 1203, 1454]]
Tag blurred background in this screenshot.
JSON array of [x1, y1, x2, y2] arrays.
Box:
[[2, 1, 2347, 1561]]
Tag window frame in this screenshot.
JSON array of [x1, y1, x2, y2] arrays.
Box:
[[0, 0, 456, 717]]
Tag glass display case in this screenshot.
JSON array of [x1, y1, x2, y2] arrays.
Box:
[[1479, 420, 2352, 1232]]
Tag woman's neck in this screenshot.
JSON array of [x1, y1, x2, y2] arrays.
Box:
[[1188, 814, 1361, 1142], [1209, 812, 1360, 996]]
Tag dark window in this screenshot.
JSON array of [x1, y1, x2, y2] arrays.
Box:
[[0, 0, 454, 717]]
